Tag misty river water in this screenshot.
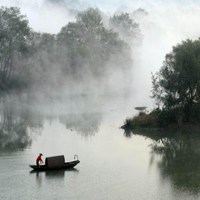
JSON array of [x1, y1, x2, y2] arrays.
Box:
[[1, 93, 200, 200]]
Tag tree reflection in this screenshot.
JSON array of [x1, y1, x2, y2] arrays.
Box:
[[0, 97, 43, 151], [59, 113, 102, 137], [151, 131, 200, 193], [123, 128, 200, 193], [0, 93, 104, 151]]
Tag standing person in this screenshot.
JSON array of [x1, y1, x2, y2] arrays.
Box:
[[36, 153, 44, 166]]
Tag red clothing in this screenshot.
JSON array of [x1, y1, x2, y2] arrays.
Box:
[[36, 155, 43, 162]]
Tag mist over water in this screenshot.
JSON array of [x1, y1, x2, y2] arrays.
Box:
[[1, 1, 200, 108], [132, 3, 200, 107], [0, 1, 195, 140], [1, 2, 200, 199]]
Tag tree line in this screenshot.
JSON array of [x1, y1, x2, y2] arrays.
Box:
[[0, 6, 143, 92]]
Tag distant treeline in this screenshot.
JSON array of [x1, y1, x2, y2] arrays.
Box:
[[0, 6, 146, 93]]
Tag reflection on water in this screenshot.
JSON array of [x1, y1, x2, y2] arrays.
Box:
[[124, 128, 200, 193], [31, 168, 79, 178], [0, 97, 43, 151], [59, 113, 102, 137], [30, 168, 79, 189], [152, 132, 200, 193], [0, 94, 104, 151], [46, 168, 78, 177], [3, 93, 200, 199]]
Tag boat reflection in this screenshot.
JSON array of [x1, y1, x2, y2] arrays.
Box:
[[31, 168, 79, 184]]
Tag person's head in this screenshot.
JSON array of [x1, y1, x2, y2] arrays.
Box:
[[39, 153, 43, 156]]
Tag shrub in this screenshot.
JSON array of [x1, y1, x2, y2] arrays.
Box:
[[124, 112, 156, 129]]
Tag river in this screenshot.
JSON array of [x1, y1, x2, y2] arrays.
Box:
[[0, 93, 200, 200]]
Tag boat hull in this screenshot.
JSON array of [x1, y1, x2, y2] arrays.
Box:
[[30, 160, 80, 171]]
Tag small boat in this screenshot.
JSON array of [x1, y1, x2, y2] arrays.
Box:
[[29, 155, 80, 171]]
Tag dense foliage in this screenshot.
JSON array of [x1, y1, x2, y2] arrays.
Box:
[[152, 39, 200, 122], [123, 39, 200, 130]]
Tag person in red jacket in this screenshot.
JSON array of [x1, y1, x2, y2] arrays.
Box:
[[36, 153, 44, 166]]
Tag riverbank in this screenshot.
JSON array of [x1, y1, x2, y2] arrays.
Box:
[[122, 110, 200, 133]]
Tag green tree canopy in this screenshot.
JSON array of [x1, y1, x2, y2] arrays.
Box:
[[152, 39, 200, 121]]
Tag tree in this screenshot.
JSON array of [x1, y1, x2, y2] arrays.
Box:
[[0, 7, 31, 89], [26, 32, 60, 88], [152, 39, 200, 121], [109, 12, 141, 44], [57, 8, 131, 79]]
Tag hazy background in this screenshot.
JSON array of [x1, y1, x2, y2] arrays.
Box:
[[1, 0, 200, 108], [1, 3, 200, 199]]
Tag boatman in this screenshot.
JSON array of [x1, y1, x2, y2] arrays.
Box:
[[36, 153, 44, 166]]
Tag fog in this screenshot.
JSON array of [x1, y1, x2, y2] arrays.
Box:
[[0, 0, 76, 33], [1, 3, 200, 199], [1, 0, 200, 108], [132, 3, 200, 107]]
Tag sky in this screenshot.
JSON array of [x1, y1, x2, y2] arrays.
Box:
[[1, 0, 200, 33]]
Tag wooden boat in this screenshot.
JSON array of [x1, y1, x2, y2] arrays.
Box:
[[30, 160, 80, 171], [30, 155, 80, 171]]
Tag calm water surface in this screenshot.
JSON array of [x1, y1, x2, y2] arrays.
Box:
[[0, 94, 200, 200]]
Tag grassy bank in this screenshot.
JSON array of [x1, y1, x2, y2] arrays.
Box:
[[122, 107, 200, 131]]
